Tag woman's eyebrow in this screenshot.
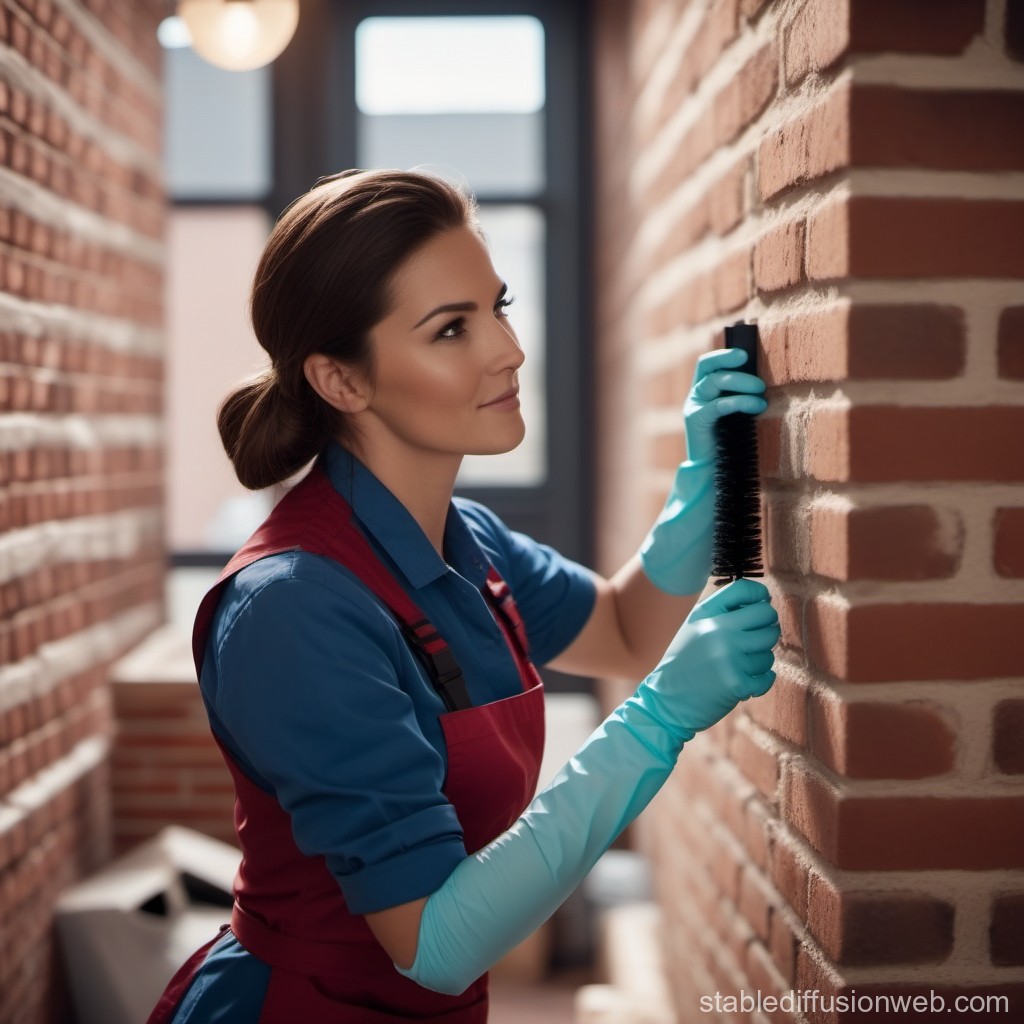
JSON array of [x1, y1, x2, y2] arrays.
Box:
[[411, 283, 508, 330], [413, 301, 476, 329]]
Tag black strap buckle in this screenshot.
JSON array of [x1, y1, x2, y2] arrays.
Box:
[[402, 621, 472, 713]]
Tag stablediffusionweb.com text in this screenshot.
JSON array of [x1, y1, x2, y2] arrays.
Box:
[[698, 990, 1011, 1015]]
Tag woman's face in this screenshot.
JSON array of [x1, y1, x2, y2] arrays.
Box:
[[358, 225, 526, 462]]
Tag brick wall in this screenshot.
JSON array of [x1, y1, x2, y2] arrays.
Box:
[[593, 0, 1024, 1020], [110, 624, 237, 852], [0, 2, 166, 1021]]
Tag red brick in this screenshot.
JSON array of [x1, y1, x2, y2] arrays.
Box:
[[763, 493, 802, 576], [784, 765, 1024, 869], [709, 157, 747, 236], [768, 909, 800, 986], [850, 0, 986, 56], [806, 406, 1024, 483], [757, 414, 783, 478], [990, 894, 1024, 966], [787, 0, 984, 85], [810, 697, 956, 779], [785, 0, 849, 84], [811, 504, 962, 581], [775, 592, 803, 658], [994, 701, 1024, 774], [708, 826, 744, 904], [714, 43, 777, 146], [748, 658, 807, 746], [739, 865, 775, 941], [808, 599, 1023, 682], [744, 796, 772, 870], [656, 0, 739, 125], [994, 507, 1024, 576], [711, 248, 750, 315], [744, 940, 792, 1024], [846, 304, 965, 379], [802, 406, 849, 482], [768, 831, 809, 921], [647, 110, 717, 205], [729, 723, 781, 799], [808, 196, 1024, 281], [754, 218, 804, 294], [999, 306, 1024, 379], [758, 82, 849, 200], [851, 87, 1024, 173], [807, 874, 954, 966]]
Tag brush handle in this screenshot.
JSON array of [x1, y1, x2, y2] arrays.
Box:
[[712, 321, 764, 584], [724, 321, 758, 377]]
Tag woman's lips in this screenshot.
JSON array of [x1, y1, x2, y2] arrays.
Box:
[[480, 388, 520, 410]]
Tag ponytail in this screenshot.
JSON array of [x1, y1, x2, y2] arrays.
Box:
[[217, 369, 333, 491]]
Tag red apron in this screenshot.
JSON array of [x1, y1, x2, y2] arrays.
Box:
[[148, 464, 545, 1023]]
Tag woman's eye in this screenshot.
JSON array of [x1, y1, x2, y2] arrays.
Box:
[[495, 295, 515, 318], [435, 317, 466, 341]]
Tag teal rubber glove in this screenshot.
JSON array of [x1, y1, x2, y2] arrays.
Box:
[[639, 348, 768, 595], [397, 578, 778, 995]]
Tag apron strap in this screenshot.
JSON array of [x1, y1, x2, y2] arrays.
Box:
[[192, 463, 513, 713]]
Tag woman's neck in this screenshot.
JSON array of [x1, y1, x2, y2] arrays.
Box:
[[344, 437, 461, 557]]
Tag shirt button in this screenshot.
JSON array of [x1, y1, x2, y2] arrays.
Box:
[[472, 557, 482, 568]]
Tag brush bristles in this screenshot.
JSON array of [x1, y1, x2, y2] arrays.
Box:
[[712, 412, 764, 583]]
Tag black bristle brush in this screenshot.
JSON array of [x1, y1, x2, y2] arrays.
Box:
[[712, 321, 764, 584]]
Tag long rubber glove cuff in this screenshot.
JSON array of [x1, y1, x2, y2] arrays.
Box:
[[396, 689, 693, 996], [638, 455, 715, 596]]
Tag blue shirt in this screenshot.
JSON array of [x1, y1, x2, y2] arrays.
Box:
[[200, 442, 596, 914]]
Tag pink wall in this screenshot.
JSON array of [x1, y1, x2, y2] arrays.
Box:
[[165, 206, 273, 552]]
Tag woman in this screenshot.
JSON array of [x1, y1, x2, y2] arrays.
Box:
[[149, 169, 777, 1023]]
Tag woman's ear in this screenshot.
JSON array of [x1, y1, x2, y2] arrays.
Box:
[[304, 353, 371, 414]]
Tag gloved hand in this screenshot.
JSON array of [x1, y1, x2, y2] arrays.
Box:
[[639, 349, 768, 595], [398, 579, 778, 995], [683, 347, 768, 463], [633, 576, 779, 741]]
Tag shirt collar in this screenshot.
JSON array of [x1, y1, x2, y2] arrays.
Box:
[[322, 442, 489, 590]]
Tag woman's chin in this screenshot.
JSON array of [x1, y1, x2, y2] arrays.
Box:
[[480, 422, 527, 456]]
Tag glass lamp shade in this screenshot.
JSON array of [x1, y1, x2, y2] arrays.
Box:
[[178, 0, 299, 71]]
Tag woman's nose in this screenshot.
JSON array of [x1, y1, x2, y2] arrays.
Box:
[[488, 316, 525, 372]]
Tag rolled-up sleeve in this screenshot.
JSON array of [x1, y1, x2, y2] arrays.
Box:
[[208, 557, 466, 914]]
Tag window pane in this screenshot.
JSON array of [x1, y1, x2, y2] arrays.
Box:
[[358, 112, 543, 197], [355, 15, 545, 196], [356, 17, 544, 114], [458, 205, 546, 487], [163, 45, 272, 200]]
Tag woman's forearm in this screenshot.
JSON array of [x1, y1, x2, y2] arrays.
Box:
[[609, 553, 700, 673], [548, 557, 700, 681]]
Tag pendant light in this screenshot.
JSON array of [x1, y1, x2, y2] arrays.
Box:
[[177, 0, 299, 71]]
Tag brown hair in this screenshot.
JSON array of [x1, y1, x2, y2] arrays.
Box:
[[218, 169, 476, 490]]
